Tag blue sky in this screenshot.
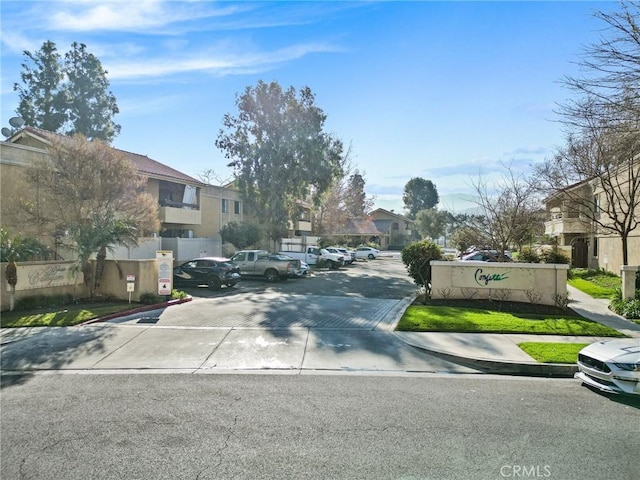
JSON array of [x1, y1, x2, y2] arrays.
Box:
[[1, 0, 618, 214]]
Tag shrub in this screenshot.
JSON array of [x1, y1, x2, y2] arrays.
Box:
[[541, 250, 570, 264], [610, 289, 640, 319], [139, 292, 162, 304], [14, 294, 74, 311], [171, 289, 188, 300], [518, 247, 541, 263], [401, 240, 442, 290]]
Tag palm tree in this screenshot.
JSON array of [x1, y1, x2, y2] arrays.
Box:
[[68, 213, 138, 296]]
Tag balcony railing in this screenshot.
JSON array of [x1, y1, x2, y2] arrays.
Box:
[[159, 205, 201, 225], [544, 217, 590, 236]]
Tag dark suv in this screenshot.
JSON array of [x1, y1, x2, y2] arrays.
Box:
[[173, 257, 241, 290]]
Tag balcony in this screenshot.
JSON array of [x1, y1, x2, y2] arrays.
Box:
[[159, 204, 201, 225], [288, 219, 312, 232], [544, 217, 590, 236]]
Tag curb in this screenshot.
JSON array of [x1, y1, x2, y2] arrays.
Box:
[[396, 334, 579, 378], [79, 296, 193, 326]]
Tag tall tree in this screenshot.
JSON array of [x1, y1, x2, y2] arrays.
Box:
[[541, 1, 640, 266], [216, 80, 345, 242], [559, 1, 640, 129], [414, 208, 448, 241], [14, 40, 66, 132], [344, 171, 374, 217], [314, 156, 374, 236], [403, 177, 439, 219], [63, 42, 121, 142], [20, 134, 159, 294], [13, 41, 120, 142]]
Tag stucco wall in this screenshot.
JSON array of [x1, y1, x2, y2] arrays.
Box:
[[1, 261, 89, 311], [1, 259, 160, 311], [431, 261, 569, 306], [596, 233, 640, 274], [95, 259, 160, 301]]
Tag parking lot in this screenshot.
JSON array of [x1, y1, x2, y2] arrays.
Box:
[[131, 254, 417, 330], [177, 253, 415, 301]]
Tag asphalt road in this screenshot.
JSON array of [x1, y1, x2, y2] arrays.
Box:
[[2, 373, 638, 480], [176, 254, 416, 299]]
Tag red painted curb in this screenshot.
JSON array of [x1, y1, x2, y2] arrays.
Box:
[[80, 296, 192, 325]]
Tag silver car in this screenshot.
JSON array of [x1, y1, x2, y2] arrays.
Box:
[[575, 338, 640, 396]]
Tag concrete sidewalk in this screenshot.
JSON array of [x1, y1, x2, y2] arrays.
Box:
[[1, 285, 639, 377], [393, 285, 640, 376]]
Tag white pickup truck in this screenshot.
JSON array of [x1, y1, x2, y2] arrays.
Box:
[[278, 246, 345, 269]]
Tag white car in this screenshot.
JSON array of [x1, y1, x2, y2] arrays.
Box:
[[326, 247, 355, 264], [575, 338, 640, 396], [355, 246, 380, 260]]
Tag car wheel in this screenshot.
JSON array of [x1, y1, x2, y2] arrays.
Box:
[[265, 269, 279, 282], [368, 253, 375, 260], [208, 277, 222, 290]]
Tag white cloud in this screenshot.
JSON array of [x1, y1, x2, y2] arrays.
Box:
[[105, 42, 340, 80], [48, 0, 243, 33]]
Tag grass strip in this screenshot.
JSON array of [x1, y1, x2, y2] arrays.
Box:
[[568, 277, 618, 299], [397, 305, 624, 336], [1, 303, 139, 328], [518, 342, 590, 364]]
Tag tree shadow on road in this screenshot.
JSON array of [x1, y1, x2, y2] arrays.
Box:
[[0, 326, 118, 389]]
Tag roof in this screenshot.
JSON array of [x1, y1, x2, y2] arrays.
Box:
[[369, 207, 412, 222], [8, 126, 204, 186], [337, 218, 384, 235]]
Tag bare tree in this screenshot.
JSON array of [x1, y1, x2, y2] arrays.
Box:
[[558, 1, 640, 129], [471, 164, 541, 259], [543, 1, 640, 266], [536, 126, 640, 266], [20, 134, 159, 293]]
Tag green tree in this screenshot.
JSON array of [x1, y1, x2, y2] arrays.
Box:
[[220, 221, 263, 250], [401, 240, 442, 292], [13, 41, 120, 142], [20, 134, 159, 295], [344, 171, 374, 217], [315, 160, 375, 236], [0, 228, 52, 262], [63, 42, 120, 141], [216, 80, 345, 242], [414, 208, 447, 240], [403, 177, 439, 219], [14, 40, 67, 132]]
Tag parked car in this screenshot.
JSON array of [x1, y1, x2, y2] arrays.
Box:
[[173, 257, 241, 290], [575, 339, 640, 396], [279, 255, 310, 277], [460, 250, 512, 262], [355, 246, 380, 260], [299, 261, 310, 276], [331, 247, 356, 264], [230, 250, 301, 281], [325, 247, 353, 264]]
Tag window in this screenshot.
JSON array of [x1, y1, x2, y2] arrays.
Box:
[[221, 199, 228, 213], [593, 236, 599, 257], [234, 200, 240, 215]]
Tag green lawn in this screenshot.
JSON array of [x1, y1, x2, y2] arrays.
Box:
[[518, 342, 590, 364], [568, 269, 621, 298], [397, 304, 623, 336], [0, 302, 140, 328], [568, 277, 618, 298]]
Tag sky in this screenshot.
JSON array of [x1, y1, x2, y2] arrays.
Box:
[[0, 0, 620, 215]]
